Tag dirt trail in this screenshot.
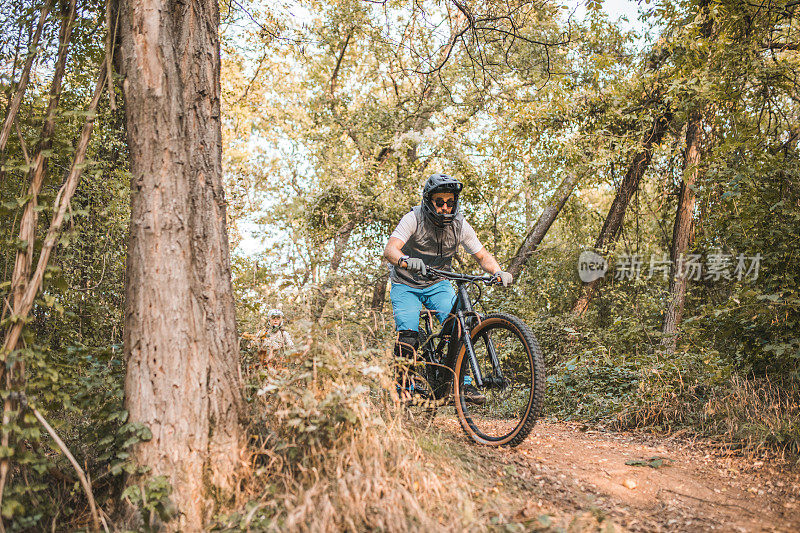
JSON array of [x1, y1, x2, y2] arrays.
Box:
[[437, 419, 800, 532]]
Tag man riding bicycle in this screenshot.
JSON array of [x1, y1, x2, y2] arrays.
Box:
[[383, 173, 513, 403]]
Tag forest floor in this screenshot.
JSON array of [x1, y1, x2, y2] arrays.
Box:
[[420, 417, 800, 532]]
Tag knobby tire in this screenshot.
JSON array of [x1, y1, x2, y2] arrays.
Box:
[[453, 313, 545, 447]]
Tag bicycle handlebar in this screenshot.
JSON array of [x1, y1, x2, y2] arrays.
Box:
[[425, 267, 501, 285]]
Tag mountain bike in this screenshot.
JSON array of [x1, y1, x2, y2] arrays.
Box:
[[398, 267, 546, 447]]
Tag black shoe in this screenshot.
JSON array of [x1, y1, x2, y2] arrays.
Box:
[[462, 383, 486, 405]]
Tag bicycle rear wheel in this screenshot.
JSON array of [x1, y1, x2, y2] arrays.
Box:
[[453, 313, 545, 446]]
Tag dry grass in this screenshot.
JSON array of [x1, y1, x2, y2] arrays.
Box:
[[618, 367, 800, 461], [614, 365, 707, 431], [703, 374, 800, 458], [216, 336, 484, 532]]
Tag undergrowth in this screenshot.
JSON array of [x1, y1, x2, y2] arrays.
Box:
[[701, 375, 800, 457], [536, 311, 800, 460], [214, 334, 481, 532]]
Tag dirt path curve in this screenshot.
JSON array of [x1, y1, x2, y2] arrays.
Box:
[[437, 419, 800, 532]]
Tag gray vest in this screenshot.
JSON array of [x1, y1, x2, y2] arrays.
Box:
[[389, 206, 464, 288]]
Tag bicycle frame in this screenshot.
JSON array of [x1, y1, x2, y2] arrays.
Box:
[[421, 269, 507, 392]]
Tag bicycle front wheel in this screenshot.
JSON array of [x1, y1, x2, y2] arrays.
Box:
[[453, 313, 545, 446]]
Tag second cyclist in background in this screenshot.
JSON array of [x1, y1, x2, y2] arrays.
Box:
[[383, 173, 514, 403], [257, 309, 295, 366]]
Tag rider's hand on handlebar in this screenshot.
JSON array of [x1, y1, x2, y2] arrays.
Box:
[[404, 257, 427, 276], [494, 270, 513, 287]]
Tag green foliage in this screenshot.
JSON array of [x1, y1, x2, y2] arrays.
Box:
[[0, 0, 132, 527], [687, 147, 800, 374], [0, 342, 153, 530], [0, 0, 798, 528], [218, 0, 800, 465], [122, 475, 176, 531]]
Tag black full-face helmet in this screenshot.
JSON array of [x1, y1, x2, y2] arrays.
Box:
[[422, 173, 463, 227]]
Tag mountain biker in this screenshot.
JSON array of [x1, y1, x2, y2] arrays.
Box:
[[383, 173, 513, 403], [256, 309, 294, 365]]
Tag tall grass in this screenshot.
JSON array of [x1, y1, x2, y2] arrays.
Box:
[[703, 375, 800, 457], [617, 362, 800, 459], [215, 335, 482, 531]]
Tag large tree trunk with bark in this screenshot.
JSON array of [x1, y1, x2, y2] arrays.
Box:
[[118, 0, 242, 529], [662, 109, 703, 352], [572, 111, 672, 315], [508, 172, 581, 278]]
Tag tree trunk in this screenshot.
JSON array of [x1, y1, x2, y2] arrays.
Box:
[[118, 0, 242, 529], [311, 219, 356, 321], [662, 109, 703, 352], [572, 111, 672, 315], [661, 0, 713, 349], [508, 172, 581, 279], [370, 269, 390, 313]]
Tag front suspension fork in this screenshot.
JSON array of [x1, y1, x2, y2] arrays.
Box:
[[457, 310, 484, 387], [457, 311, 506, 389]]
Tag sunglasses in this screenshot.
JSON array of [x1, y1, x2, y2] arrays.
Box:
[[434, 198, 455, 208]]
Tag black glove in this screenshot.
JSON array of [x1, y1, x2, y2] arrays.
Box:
[[404, 257, 427, 277]]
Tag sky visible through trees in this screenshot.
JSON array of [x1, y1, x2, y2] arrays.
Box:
[[232, 0, 645, 258]]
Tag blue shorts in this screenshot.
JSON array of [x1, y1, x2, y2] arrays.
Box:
[[390, 280, 456, 331]]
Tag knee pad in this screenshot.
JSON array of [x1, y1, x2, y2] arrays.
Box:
[[395, 329, 419, 359]]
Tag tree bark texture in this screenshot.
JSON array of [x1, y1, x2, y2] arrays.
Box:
[[572, 111, 672, 316], [370, 269, 389, 313], [508, 172, 581, 279], [661, 110, 702, 352], [662, 0, 713, 349], [118, 0, 242, 528]]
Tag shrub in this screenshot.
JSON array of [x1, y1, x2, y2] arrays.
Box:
[[216, 334, 477, 532], [702, 375, 800, 457]]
